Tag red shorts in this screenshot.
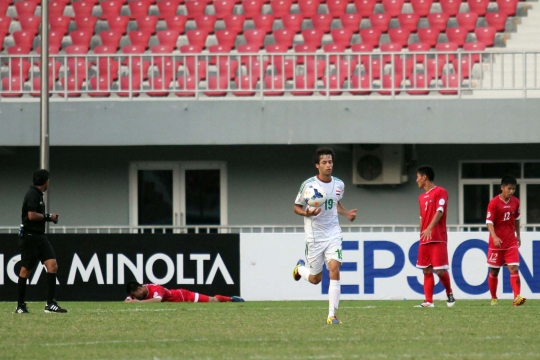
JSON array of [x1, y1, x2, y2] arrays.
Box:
[[416, 242, 449, 270], [486, 247, 520, 268], [170, 289, 198, 302]]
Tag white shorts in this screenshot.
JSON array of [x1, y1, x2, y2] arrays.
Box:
[[305, 237, 343, 275]]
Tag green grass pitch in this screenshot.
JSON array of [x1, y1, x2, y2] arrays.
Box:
[[0, 300, 538, 359]]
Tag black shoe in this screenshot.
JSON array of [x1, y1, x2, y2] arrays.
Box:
[[15, 303, 29, 314], [44, 301, 67, 313], [231, 296, 245, 302], [447, 293, 456, 308]]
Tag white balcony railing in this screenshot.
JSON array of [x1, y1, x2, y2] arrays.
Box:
[[1, 50, 540, 100]]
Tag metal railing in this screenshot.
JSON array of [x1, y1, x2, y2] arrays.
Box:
[[1, 50, 540, 100]]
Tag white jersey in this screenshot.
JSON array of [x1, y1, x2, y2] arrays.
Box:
[[295, 176, 345, 242]]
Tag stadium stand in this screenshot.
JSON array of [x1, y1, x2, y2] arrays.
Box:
[[0, 0, 534, 98]]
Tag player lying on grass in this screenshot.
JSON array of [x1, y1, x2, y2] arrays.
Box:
[[124, 281, 244, 303]]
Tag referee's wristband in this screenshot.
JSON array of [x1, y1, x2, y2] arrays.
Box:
[[44, 213, 53, 222]]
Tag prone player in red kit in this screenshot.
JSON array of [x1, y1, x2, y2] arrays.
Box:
[[124, 281, 244, 303]]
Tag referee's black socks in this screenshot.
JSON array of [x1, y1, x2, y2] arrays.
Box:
[[46, 273, 57, 305], [17, 277, 27, 305]]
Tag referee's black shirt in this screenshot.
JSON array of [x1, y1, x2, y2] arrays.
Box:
[[21, 186, 46, 234]]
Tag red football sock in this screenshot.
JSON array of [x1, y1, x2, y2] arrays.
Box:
[[215, 295, 231, 302], [438, 271, 453, 294], [424, 273, 435, 303], [510, 274, 521, 298], [197, 294, 210, 302], [488, 274, 498, 299]]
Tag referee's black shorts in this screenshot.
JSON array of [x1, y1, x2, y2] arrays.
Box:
[[18, 233, 56, 270]]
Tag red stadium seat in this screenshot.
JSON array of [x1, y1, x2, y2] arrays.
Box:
[[9, 59, 32, 80], [408, 42, 430, 63], [234, 75, 258, 96], [463, 41, 486, 63], [224, 15, 245, 33], [195, 15, 216, 33], [273, 29, 295, 48], [175, 75, 196, 97], [382, 0, 405, 18], [0, 17, 11, 36], [311, 14, 332, 33], [440, 0, 462, 16], [354, 0, 376, 18], [216, 59, 238, 79], [151, 45, 175, 64], [410, 0, 433, 17], [282, 14, 304, 33], [435, 42, 458, 62], [137, 16, 159, 34], [105, 16, 129, 34], [129, 1, 151, 19], [424, 58, 446, 79], [185, 58, 208, 80], [291, 74, 316, 95], [89, 76, 113, 97], [362, 57, 383, 79], [179, 44, 203, 53], [271, 0, 293, 18], [204, 75, 229, 96], [214, 0, 236, 18], [165, 15, 188, 33], [340, 14, 361, 33], [456, 12, 478, 32], [59, 76, 84, 97], [337, 58, 358, 80], [215, 29, 237, 48], [157, 0, 181, 19], [397, 14, 419, 33], [65, 44, 89, 54], [474, 26, 496, 47], [94, 47, 119, 80], [130, 58, 152, 79], [118, 76, 142, 97], [75, 16, 98, 35], [467, 0, 489, 16], [263, 75, 285, 96], [378, 74, 403, 95], [122, 45, 146, 65], [186, 29, 209, 48], [369, 13, 391, 33], [99, 30, 123, 49], [452, 57, 473, 78], [19, 15, 41, 35], [73, 1, 95, 18], [497, 0, 518, 16], [0, 33, 5, 52], [446, 27, 468, 47], [298, 0, 320, 18], [380, 42, 402, 64], [417, 27, 440, 48], [351, 43, 374, 64], [1, 77, 24, 98], [485, 12, 508, 32], [186, 0, 207, 19], [388, 28, 410, 47], [7, 45, 30, 56], [50, 16, 71, 35], [129, 31, 152, 49], [273, 58, 294, 80], [0, 2, 9, 17], [294, 43, 317, 64], [320, 75, 343, 96], [154, 57, 179, 80], [327, 0, 348, 18], [302, 29, 324, 48], [439, 73, 460, 94], [15, 1, 38, 18], [407, 73, 433, 95], [100, 0, 123, 19], [360, 28, 381, 48], [242, 0, 264, 18], [244, 29, 266, 48], [350, 75, 371, 95], [12, 31, 35, 52], [157, 30, 180, 48], [331, 29, 353, 48], [427, 13, 449, 32], [324, 43, 347, 64], [147, 76, 172, 97], [244, 59, 269, 77], [67, 57, 90, 81], [253, 14, 275, 33], [30, 77, 55, 98], [394, 57, 414, 79]]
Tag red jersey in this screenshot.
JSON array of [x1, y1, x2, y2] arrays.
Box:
[[418, 186, 448, 244], [144, 284, 194, 302], [486, 195, 521, 250]]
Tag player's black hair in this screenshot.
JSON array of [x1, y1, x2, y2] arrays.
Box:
[[33, 169, 50, 186], [416, 166, 435, 181], [313, 147, 335, 165], [501, 175, 517, 186], [126, 280, 142, 294]]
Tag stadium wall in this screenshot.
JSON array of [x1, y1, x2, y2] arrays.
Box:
[[1, 144, 540, 227], [1, 99, 540, 145]]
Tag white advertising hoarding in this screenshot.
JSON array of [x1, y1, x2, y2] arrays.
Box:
[[240, 233, 540, 301]]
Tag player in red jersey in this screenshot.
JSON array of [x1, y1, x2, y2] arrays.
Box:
[[414, 166, 455, 308], [486, 175, 526, 307], [124, 281, 244, 303]]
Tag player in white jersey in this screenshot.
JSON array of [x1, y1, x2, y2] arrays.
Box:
[[292, 147, 357, 325]]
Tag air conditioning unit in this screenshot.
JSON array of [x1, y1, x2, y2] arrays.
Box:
[[352, 144, 408, 185]]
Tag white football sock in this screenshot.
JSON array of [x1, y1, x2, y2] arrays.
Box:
[[328, 280, 341, 317], [298, 266, 311, 282]]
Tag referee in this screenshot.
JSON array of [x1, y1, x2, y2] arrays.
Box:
[[16, 169, 67, 314]]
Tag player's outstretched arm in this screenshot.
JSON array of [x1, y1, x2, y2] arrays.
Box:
[[125, 297, 162, 303], [337, 202, 357, 222]]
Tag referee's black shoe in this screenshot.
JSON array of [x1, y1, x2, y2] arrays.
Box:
[[44, 301, 67, 313], [15, 303, 29, 314]]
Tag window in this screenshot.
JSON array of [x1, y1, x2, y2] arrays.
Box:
[[459, 161, 540, 225]]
